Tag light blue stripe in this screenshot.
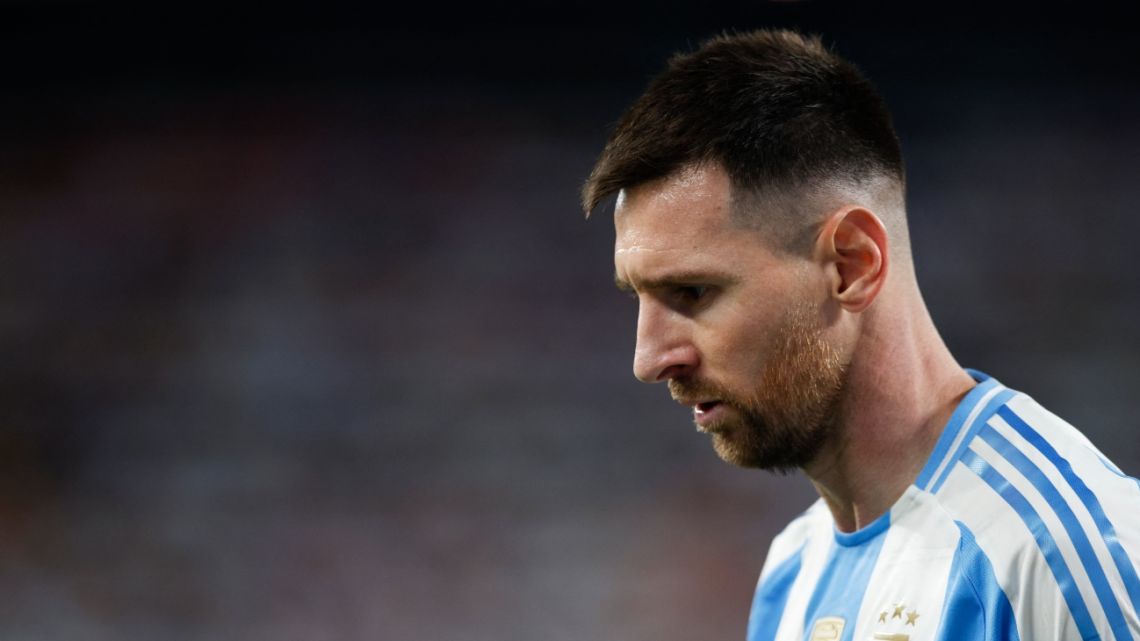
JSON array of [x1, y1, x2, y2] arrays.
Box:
[[934, 521, 1020, 641], [961, 447, 1100, 640], [747, 543, 804, 641], [979, 423, 1133, 640], [802, 520, 889, 641], [930, 388, 1018, 494], [999, 405, 1140, 627], [915, 371, 999, 490]]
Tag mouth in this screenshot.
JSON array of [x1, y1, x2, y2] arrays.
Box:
[[691, 400, 727, 431], [695, 400, 722, 414]]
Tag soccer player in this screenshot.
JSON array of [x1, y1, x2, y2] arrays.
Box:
[[581, 30, 1140, 640]]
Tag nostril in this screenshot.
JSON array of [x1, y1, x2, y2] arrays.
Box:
[[656, 363, 692, 382]]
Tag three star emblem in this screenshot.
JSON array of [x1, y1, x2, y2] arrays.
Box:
[[877, 602, 919, 626], [872, 602, 920, 641]]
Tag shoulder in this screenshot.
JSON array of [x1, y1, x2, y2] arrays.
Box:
[[934, 392, 1140, 562], [930, 391, 1140, 640]]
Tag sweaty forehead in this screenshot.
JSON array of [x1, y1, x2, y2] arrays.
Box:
[[611, 164, 795, 292]]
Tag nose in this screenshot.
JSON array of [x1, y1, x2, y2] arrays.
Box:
[[632, 299, 699, 383]]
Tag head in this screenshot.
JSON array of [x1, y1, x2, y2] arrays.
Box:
[[588, 30, 907, 472]]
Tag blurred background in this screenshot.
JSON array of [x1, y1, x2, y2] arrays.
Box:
[[1, 3, 1137, 640]]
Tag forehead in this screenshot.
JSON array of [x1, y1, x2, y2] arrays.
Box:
[[614, 164, 781, 279], [614, 164, 733, 245]]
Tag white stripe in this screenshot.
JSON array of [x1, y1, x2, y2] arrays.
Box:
[[972, 435, 1114, 640], [1003, 396, 1140, 631], [773, 519, 834, 641], [850, 488, 958, 641], [990, 412, 1136, 634], [1006, 395, 1129, 492], [938, 466, 1081, 640]]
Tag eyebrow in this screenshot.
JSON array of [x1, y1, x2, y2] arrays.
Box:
[[614, 269, 737, 293]]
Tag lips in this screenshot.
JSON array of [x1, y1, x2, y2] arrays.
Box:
[[671, 389, 732, 431], [692, 400, 728, 431], [674, 397, 720, 412], [695, 400, 721, 413]]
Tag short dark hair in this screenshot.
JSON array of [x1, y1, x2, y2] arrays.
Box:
[[581, 29, 904, 216]]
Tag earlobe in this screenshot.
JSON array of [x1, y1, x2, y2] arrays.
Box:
[[817, 207, 889, 313]]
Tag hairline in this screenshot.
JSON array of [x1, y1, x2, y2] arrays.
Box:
[[609, 159, 906, 256]]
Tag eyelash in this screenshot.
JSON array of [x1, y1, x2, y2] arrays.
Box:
[[621, 285, 713, 308]]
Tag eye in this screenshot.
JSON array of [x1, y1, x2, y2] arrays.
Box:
[[674, 285, 709, 305]]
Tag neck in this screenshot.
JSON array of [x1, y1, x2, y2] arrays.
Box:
[[804, 280, 976, 533]]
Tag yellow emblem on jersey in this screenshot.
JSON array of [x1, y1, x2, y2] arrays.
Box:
[[871, 601, 919, 640], [808, 616, 845, 641]]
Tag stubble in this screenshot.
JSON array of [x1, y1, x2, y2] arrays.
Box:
[[669, 305, 847, 473]]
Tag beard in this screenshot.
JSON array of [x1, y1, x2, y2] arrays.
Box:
[[669, 306, 847, 473]]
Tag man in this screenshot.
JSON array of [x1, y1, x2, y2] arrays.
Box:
[[581, 29, 1140, 641]]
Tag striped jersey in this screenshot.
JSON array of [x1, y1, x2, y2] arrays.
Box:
[[748, 370, 1140, 641]]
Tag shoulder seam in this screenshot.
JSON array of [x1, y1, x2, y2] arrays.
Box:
[[958, 534, 989, 630]]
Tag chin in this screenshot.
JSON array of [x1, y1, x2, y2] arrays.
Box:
[[709, 428, 814, 476]]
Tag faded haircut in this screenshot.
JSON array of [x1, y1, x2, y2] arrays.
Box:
[[582, 29, 905, 243]]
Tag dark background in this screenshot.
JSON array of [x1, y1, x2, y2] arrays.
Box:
[[2, 4, 1137, 640]]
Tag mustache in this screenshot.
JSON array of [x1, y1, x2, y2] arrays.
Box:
[[669, 377, 737, 405]]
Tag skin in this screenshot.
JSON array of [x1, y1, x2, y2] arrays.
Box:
[[612, 162, 976, 533]]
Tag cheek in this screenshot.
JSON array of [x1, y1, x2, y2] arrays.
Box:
[[694, 311, 777, 380]]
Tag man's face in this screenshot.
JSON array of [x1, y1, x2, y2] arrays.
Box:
[[613, 164, 848, 472]]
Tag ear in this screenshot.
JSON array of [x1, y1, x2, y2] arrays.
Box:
[[814, 207, 889, 313]]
